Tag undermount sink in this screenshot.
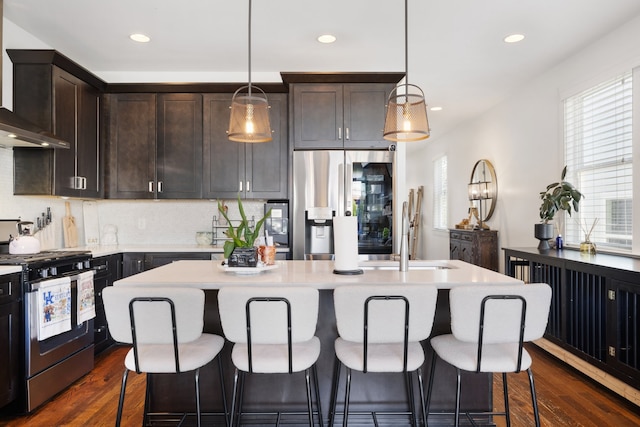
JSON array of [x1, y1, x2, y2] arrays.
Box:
[[359, 260, 454, 271]]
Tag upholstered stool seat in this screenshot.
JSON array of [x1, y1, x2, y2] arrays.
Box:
[[230, 338, 321, 373], [334, 339, 426, 372], [123, 333, 225, 373]]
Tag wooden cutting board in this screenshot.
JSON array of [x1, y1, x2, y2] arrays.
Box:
[[63, 202, 78, 248]]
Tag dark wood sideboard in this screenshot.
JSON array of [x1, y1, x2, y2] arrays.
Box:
[[449, 229, 499, 271]]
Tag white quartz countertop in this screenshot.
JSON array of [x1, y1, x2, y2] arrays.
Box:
[[0, 265, 22, 276], [114, 259, 523, 290]]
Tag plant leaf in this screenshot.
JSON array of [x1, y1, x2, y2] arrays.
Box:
[[237, 193, 247, 223], [223, 241, 235, 259]]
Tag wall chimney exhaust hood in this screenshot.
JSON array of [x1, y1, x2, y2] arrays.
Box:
[[0, 0, 69, 149], [0, 107, 70, 149]]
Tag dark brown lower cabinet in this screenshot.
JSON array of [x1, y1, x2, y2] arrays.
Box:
[[122, 252, 213, 277], [0, 274, 21, 409], [92, 254, 122, 355]]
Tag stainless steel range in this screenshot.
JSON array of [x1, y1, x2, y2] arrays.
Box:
[[0, 249, 95, 413]]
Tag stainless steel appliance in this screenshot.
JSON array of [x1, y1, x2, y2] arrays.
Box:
[[0, 249, 94, 413], [293, 150, 394, 260]]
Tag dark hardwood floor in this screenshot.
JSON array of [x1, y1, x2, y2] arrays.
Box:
[[1, 343, 638, 426]]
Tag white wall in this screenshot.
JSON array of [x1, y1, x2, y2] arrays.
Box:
[[411, 14, 640, 270]]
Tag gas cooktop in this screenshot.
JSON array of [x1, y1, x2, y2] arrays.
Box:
[[0, 250, 91, 265]]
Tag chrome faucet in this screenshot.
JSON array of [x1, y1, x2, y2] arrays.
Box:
[[400, 201, 409, 271]]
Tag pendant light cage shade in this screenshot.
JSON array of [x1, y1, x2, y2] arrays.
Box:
[[383, 83, 430, 142], [228, 85, 273, 143]]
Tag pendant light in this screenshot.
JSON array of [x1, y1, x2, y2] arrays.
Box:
[[383, 0, 430, 142], [228, 0, 272, 143]]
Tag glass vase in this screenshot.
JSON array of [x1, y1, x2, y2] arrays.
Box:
[[579, 238, 596, 254]]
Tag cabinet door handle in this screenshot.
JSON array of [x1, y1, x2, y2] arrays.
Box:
[[239, 181, 243, 192], [72, 176, 83, 190], [338, 127, 342, 140], [345, 127, 350, 140], [246, 181, 250, 192], [136, 259, 143, 272], [148, 181, 154, 192], [158, 181, 163, 193], [82, 177, 87, 190]]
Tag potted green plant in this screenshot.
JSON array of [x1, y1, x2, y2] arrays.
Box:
[[536, 166, 583, 250], [218, 195, 271, 265]]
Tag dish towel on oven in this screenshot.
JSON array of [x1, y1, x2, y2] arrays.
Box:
[[77, 270, 96, 325], [37, 276, 72, 341]]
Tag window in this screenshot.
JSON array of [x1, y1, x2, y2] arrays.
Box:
[[433, 155, 448, 230], [564, 71, 633, 250]]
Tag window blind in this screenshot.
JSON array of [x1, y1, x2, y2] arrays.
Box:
[[433, 155, 448, 230], [564, 71, 633, 250]]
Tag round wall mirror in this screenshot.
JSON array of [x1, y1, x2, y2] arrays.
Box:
[[468, 159, 497, 227]]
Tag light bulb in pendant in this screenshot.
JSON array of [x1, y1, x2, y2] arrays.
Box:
[[402, 102, 412, 132], [245, 103, 255, 134]]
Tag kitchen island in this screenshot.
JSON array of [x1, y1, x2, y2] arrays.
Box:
[[114, 259, 523, 426]]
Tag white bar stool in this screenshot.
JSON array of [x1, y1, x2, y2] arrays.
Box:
[[426, 283, 552, 427], [329, 284, 438, 427], [103, 286, 228, 427], [218, 286, 323, 426]]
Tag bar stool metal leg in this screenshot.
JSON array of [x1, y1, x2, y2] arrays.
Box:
[[229, 368, 240, 427], [425, 352, 437, 421], [417, 367, 428, 427], [454, 368, 461, 427], [528, 368, 541, 427], [218, 357, 230, 427], [143, 373, 152, 426], [194, 368, 202, 427], [328, 359, 341, 427], [311, 365, 324, 427], [405, 371, 417, 427], [503, 372, 511, 427], [305, 369, 314, 426], [115, 369, 128, 427], [343, 368, 352, 427]]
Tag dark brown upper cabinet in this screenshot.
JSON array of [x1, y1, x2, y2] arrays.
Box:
[[10, 50, 104, 198], [105, 93, 203, 199], [291, 83, 396, 150], [202, 93, 288, 200]]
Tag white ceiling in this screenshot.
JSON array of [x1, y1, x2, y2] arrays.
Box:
[[5, 0, 640, 139]]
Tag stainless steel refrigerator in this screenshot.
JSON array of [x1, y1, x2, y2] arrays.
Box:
[[292, 150, 394, 260]]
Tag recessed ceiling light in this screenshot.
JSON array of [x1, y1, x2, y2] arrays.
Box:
[[317, 34, 337, 44], [504, 34, 525, 43], [130, 33, 151, 43], [430, 106, 443, 111]]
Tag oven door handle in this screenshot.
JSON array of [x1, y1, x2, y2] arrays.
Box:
[[28, 269, 95, 292]]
